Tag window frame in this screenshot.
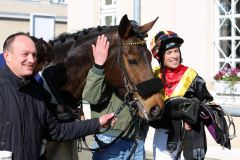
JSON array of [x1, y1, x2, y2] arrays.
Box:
[[100, 0, 117, 26], [214, 0, 240, 71]]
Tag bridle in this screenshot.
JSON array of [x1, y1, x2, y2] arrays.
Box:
[[118, 38, 148, 119], [118, 37, 163, 120]]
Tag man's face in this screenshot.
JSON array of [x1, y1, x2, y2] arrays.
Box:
[[4, 35, 37, 78], [163, 47, 180, 69]]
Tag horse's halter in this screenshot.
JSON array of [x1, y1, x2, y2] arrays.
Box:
[[118, 37, 163, 120]]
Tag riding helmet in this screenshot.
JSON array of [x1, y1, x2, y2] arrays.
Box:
[[150, 30, 184, 60]]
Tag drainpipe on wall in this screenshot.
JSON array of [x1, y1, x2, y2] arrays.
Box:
[[133, 0, 141, 24]]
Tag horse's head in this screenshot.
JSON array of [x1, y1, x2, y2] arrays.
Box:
[[105, 15, 164, 121]]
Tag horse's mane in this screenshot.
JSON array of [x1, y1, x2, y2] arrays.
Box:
[[48, 25, 120, 71], [50, 26, 118, 47]]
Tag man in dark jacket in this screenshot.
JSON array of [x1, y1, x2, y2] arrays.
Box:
[[0, 32, 115, 160]]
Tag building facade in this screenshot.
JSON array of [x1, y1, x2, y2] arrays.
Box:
[[0, 0, 68, 52]]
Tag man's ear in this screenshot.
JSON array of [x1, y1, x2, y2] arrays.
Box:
[[3, 51, 10, 64]]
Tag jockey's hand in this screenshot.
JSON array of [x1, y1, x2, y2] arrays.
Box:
[[99, 113, 116, 128], [184, 122, 192, 132], [92, 34, 110, 66]]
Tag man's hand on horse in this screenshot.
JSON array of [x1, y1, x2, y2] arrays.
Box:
[[92, 34, 110, 66], [99, 113, 116, 128]]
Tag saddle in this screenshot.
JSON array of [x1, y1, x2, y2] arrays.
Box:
[[164, 97, 236, 150]]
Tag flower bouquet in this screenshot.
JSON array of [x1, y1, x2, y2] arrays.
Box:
[[214, 67, 240, 95]]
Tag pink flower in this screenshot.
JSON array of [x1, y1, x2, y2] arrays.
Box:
[[214, 66, 240, 81]]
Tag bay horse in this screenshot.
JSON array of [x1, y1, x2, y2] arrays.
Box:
[[42, 15, 164, 121]]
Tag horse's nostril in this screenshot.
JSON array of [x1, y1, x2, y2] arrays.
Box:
[[150, 106, 161, 117]]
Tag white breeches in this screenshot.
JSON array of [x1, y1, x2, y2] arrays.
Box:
[[153, 128, 184, 160]]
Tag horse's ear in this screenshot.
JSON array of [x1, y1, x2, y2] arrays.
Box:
[[139, 17, 159, 35], [118, 14, 132, 39]]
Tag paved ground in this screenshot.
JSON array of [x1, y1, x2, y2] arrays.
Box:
[[78, 148, 92, 160], [77, 149, 153, 160], [78, 148, 240, 160]]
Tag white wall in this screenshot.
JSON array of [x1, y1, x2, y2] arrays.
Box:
[[141, 0, 215, 85], [116, 0, 134, 23], [175, 0, 215, 84], [68, 0, 100, 32]]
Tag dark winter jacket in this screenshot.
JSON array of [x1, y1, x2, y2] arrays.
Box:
[[0, 66, 100, 160]]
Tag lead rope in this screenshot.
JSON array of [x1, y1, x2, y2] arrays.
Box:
[[126, 106, 141, 160], [81, 99, 135, 152]]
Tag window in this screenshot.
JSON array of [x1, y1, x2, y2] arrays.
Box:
[[102, 0, 116, 6], [214, 0, 240, 70], [100, 15, 117, 26], [100, 0, 117, 26], [50, 0, 67, 4]]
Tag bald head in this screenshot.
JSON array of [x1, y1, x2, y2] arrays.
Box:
[[3, 33, 37, 78], [3, 32, 28, 52]]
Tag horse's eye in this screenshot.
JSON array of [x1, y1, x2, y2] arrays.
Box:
[[128, 59, 138, 65]]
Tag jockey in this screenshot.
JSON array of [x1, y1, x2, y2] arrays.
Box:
[[149, 30, 214, 160]]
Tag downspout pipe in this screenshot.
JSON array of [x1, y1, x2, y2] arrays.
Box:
[[133, 0, 141, 24]]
